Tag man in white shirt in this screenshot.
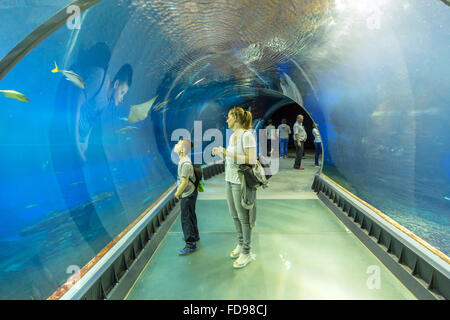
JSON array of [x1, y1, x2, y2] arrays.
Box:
[[293, 114, 307, 170], [277, 118, 291, 158], [265, 119, 275, 156]]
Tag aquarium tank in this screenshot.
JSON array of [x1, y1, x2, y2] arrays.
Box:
[[0, 0, 448, 299]]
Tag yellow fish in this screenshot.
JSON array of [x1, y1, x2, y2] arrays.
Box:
[[175, 90, 184, 100], [153, 99, 170, 111], [0, 90, 29, 102], [116, 126, 138, 134], [52, 62, 86, 89], [193, 78, 205, 85]]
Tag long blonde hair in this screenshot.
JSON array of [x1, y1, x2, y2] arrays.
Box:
[[229, 106, 252, 129]]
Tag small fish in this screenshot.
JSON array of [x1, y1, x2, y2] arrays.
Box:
[[409, 109, 439, 116], [119, 117, 129, 122], [371, 110, 399, 117], [52, 62, 86, 89], [0, 90, 29, 102], [443, 196, 450, 201], [143, 195, 152, 203], [70, 181, 83, 186], [116, 126, 138, 134], [25, 204, 38, 209], [193, 78, 205, 86], [153, 99, 170, 111], [175, 90, 184, 100], [126, 137, 132, 141], [376, 177, 387, 183], [160, 107, 168, 113]]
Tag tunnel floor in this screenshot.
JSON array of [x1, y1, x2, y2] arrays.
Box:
[[125, 154, 416, 300]]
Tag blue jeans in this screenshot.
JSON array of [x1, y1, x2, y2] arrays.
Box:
[[280, 138, 289, 157], [314, 142, 322, 165], [226, 182, 252, 254]]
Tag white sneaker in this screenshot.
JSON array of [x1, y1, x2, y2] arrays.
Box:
[[230, 244, 242, 259], [233, 252, 255, 268]]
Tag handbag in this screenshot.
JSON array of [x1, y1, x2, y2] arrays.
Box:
[[237, 132, 269, 189]]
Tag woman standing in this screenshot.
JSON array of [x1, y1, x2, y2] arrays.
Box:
[[212, 107, 257, 268], [313, 123, 322, 167]]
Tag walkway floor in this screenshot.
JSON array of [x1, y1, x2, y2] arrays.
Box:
[[125, 154, 416, 299]]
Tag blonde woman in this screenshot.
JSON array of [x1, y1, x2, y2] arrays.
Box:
[[212, 107, 257, 268]]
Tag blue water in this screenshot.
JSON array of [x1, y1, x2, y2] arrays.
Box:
[[0, 0, 449, 299], [0, 0, 73, 59], [302, 0, 450, 254]]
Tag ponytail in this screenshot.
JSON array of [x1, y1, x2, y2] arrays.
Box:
[[229, 106, 253, 129], [243, 110, 252, 129]]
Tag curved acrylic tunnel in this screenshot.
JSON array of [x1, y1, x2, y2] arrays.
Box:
[[0, 0, 449, 299]]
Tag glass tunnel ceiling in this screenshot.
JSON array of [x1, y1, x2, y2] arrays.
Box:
[[0, 0, 449, 300], [0, 0, 74, 59]]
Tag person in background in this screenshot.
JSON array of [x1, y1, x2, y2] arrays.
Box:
[[212, 106, 257, 269], [76, 63, 133, 161], [265, 119, 275, 156], [293, 114, 307, 170], [313, 123, 322, 167], [174, 138, 200, 255], [48, 44, 131, 254], [277, 118, 291, 159]]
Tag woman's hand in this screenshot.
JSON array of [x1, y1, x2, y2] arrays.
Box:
[[212, 147, 226, 159]]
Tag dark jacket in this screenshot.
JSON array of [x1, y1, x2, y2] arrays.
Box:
[[238, 169, 257, 228]]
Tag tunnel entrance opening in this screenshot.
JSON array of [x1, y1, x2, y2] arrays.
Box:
[[260, 100, 323, 170], [264, 101, 315, 153]]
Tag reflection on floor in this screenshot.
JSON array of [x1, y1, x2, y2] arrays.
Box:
[[125, 154, 416, 300]]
